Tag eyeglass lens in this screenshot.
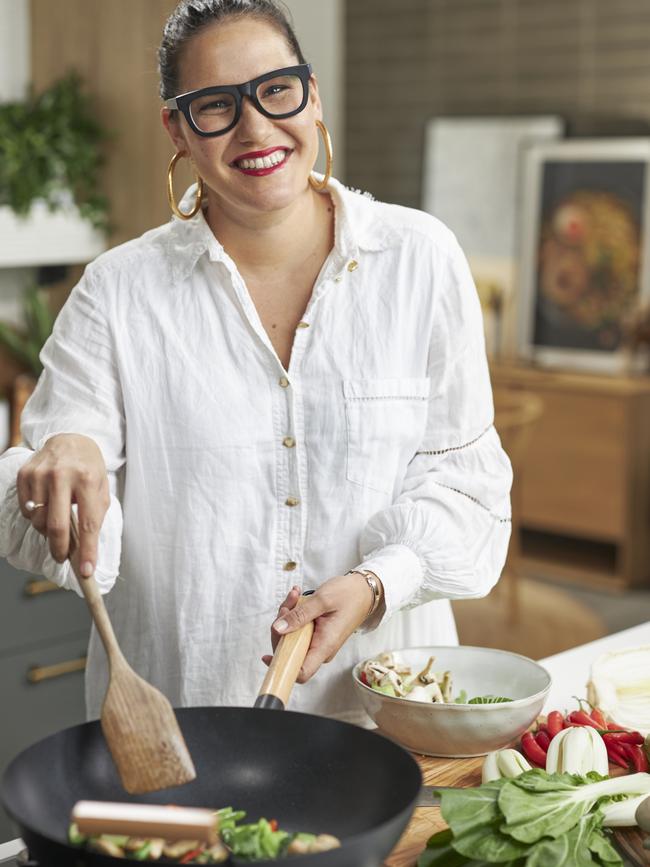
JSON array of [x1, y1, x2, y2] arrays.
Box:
[[189, 73, 305, 133]]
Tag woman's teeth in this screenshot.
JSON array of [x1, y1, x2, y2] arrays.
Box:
[[237, 150, 287, 170]]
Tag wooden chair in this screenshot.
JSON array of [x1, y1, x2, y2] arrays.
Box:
[[493, 387, 544, 623]]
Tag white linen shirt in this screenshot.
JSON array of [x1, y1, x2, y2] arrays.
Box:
[[0, 177, 512, 724]]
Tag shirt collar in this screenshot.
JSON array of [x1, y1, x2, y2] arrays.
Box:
[[165, 177, 402, 283]]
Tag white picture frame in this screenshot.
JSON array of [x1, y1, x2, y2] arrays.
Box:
[[518, 138, 650, 374], [422, 116, 563, 356]]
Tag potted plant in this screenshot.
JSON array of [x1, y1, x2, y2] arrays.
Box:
[[0, 71, 110, 230]]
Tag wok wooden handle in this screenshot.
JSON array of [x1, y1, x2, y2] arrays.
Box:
[[255, 595, 314, 710], [69, 510, 127, 671], [71, 801, 216, 843]]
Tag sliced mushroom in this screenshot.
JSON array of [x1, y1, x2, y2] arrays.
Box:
[[440, 671, 452, 703], [413, 656, 436, 685], [204, 840, 229, 862], [88, 838, 125, 858], [124, 838, 148, 852], [162, 839, 201, 859], [309, 834, 341, 853], [286, 838, 311, 855], [147, 839, 165, 860]]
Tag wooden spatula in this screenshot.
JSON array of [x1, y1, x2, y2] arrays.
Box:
[[68, 511, 196, 794]]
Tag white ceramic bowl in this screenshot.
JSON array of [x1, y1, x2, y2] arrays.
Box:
[[352, 645, 551, 757]]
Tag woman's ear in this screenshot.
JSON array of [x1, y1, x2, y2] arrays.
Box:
[[161, 107, 188, 153], [308, 73, 323, 122]]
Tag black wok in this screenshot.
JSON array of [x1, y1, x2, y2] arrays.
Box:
[[1, 602, 421, 866], [2, 707, 420, 867]]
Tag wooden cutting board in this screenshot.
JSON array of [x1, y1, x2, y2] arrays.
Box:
[[385, 753, 650, 867]]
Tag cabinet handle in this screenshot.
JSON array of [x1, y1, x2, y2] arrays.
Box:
[[24, 578, 60, 597], [27, 656, 87, 684]]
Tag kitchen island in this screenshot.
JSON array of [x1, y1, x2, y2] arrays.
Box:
[[1, 623, 649, 867], [385, 621, 650, 866]]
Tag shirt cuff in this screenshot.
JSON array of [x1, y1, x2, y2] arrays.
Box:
[[354, 543, 423, 628]]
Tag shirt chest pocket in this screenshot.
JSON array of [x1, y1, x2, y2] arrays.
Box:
[[343, 377, 430, 494]]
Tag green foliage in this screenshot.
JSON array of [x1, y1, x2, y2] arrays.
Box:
[[0, 72, 110, 230], [0, 287, 56, 376]]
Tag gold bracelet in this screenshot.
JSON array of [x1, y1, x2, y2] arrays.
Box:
[[346, 569, 382, 619]]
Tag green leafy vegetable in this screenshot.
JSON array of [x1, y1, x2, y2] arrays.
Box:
[[422, 768, 650, 867], [467, 696, 513, 704]]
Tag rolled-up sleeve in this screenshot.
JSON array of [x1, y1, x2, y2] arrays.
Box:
[[0, 265, 125, 594], [355, 234, 512, 624]]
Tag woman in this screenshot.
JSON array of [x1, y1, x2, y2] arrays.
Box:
[[0, 0, 512, 723]]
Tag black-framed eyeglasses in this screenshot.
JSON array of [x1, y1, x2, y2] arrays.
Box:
[[164, 63, 312, 138]]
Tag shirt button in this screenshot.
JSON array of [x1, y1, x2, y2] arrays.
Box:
[[335, 275, 343, 283], [282, 436, 296, 448], [285, 497, 300, 507], [347, 260, 359, 272], [284, 561, 297, 571], [296, 321, 310, 329], [279, 376, 290, 388]]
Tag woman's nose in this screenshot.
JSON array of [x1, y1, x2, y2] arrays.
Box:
[[236, 96, 274, 143]]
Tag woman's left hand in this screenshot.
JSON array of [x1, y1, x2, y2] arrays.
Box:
[[262, 573, 382, 682]]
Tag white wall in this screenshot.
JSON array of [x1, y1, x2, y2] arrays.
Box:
[[0, 0, 33, 328], [0, 0, 30, 102], [283, 0, 344, 179]]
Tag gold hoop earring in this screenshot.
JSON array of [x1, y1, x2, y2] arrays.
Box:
[[309, 120, 333, 192], [167, 151, 205, 220]]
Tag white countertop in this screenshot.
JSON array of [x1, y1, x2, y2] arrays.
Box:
[[539, 621, 650, 712]]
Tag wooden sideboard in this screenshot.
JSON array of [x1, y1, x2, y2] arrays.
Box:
[[490, 362, 650, 591]]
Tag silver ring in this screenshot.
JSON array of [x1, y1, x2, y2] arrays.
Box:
[[25, 500, 45, 513]]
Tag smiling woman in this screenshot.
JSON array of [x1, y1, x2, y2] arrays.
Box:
[[0, 0, 513, 725]]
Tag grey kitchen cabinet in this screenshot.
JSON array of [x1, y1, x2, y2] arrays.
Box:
[[0, 558, 90, 842]]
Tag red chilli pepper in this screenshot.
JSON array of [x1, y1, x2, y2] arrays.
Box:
[[602, 730, 644, 745], [589, 707, 607, 727], [270, 819, 279, 832], [568, 710, 600, 729], [521, 731, 547, 767], [360, 671, 369, 686], [535, 730, 551, 752], [637, 746, 649, 772], [180, 849, 204, 864], [622, 743, 650, 773], [602, 737, 629, 768], [547, 711, 564, 738]]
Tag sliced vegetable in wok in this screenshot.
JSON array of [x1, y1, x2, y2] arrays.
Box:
[[69, 806, 340, 862]]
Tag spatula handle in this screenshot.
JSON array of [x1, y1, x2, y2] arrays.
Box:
[[72, 801, 216, 843], [255, 594, 314, 710], [69, 510, 125, 670]]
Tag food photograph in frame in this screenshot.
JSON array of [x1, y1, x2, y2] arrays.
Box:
[[518, 139, 650, 373]]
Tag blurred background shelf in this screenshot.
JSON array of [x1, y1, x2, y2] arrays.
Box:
[[492, 362, 650, 591], [0, 204, 106, 268]]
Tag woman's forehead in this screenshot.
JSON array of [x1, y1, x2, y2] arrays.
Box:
[[177, 17, 297, 92]]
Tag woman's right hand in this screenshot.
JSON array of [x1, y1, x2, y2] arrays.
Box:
[[16, 434, 110, 577]]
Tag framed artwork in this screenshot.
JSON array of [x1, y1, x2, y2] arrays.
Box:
[[421, 116, 563, 356], [518, 138, 650, 373]]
